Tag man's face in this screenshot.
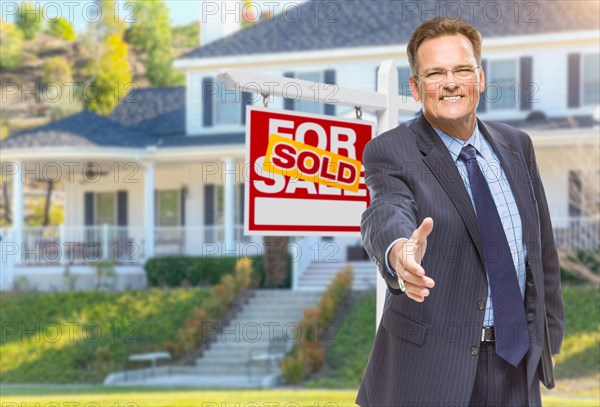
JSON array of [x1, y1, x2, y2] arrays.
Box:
[[409, 34, 485, 134]]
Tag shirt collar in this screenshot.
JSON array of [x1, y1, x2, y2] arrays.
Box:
[[432, 122, 483, 162]]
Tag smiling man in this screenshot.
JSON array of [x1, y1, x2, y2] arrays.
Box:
[[357, 17, 564, 407]]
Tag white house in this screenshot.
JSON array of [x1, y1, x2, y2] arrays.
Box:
[[1, 0, 598, 290]]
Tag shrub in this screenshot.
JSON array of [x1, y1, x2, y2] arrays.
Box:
[[281, 350, 305, 384], [43, 57, 73, 86], [167, 258, 255, 359], [0, 22, 24, 70], [144, 255, 289, 288], [16, 2, 42, 40], [300, 340, 326, 374], [280, 266, 354, 383], [47, 17, 76, 41]]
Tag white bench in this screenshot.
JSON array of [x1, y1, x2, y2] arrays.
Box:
[[127, 352, 171, 376]]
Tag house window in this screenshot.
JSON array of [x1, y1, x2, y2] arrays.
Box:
[[156, 190, 180, 226], [583, 53, 600, 106], [296, 72, 323, 114], [95, 192, 116, 225], [215, 81, 241, 125], [214, 184, 244, 225], [487, 60, 517, 111]]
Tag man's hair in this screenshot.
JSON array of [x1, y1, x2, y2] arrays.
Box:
[[407, 17, 483, 77]]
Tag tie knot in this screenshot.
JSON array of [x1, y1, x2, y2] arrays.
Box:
[[458, 144, 478, 163]]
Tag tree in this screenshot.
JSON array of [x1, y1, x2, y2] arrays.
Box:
[[43, 57, 82, 119], [43, 57, 73, 86], [126, 0, 183, 86], [16, 2, 43, 39], [85, 34, 132, 115], [47, 17, 76, 41], [263, 236, 290, 287], [96, 0, 126, 39], [0, 21, 24, 70]]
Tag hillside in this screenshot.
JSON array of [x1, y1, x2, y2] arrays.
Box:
[[0, 22, 199, 137]]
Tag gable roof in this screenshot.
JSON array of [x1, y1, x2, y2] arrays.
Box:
[[109, 87, 186, 137], [0, 110, 157, 149], [178, 0, 600, 61]]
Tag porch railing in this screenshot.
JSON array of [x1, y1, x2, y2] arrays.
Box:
[[4, 218, 597, 266], [10, 224, 253, 265], [552, 217, 600, 251]]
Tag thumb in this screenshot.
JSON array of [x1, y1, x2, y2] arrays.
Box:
[[412, 217, 434, 243]]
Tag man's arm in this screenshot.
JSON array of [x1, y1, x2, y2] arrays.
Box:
[[524, 135, 565, 355], [360, 137, 419, 295]]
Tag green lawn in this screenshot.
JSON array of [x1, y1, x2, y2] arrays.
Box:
[[0, 289, 210, 383], [1, 386, 598, 407]]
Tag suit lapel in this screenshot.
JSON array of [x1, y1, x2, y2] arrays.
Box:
[[412, 115, 484, 264], [477, 120, 537, 253]]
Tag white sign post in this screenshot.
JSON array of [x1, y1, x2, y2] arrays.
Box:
[[218, 61, 419, 328]]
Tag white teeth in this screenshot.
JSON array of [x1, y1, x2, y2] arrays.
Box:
[[442, 96, 462, 102]]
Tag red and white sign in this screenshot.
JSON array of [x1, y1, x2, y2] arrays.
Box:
[[245, 106, 374, 235]]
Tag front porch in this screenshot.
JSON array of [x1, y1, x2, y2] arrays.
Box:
[[10, 224, 253, 265]]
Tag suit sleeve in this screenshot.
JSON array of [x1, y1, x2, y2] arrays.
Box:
[[524, 135, 565, 355], [361, 136, 419, 296]]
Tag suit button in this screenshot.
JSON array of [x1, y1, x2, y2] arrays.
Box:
[[471, 346, 479, 356], [477, 300, 485, 311]]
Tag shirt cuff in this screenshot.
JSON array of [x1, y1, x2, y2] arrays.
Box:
[[385, 238, 408, 277]]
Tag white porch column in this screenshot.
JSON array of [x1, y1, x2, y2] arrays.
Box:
[[223, 157, 235, 252], [12, 160, 24, 260], [143, 161, 155, 259], [375, 61, 399, 329]]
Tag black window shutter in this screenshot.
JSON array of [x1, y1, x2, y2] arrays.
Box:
[[84, 192, 94, 243], [84, 192, 94, 226], [324, 69, 336, 116], [239, 183, 245, 224], [241, 91, 252, 124], [117, 191, 127, 226], [202, 77, 214, 127], [519, 56, 534, 111], [477, 59, 488, 113], [180, 188, 186, 226], [117, 191, 128, 241], [283, 72, 295, 110], [568, 53, 581, 108], [204, 185, 215, 226]]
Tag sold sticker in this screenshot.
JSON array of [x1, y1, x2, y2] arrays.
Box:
[[263, 134, 362, 192], [246, 106, 374, 235]]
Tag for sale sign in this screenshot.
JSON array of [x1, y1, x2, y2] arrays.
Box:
[[246, 106, 374, 236]]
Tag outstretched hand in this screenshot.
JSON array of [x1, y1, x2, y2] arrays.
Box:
[[389, 217, 435, 302]]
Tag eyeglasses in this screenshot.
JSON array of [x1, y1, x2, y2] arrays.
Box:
[[416, 66, 481, 83]]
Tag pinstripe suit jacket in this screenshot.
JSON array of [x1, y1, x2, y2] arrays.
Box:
[[356, 114, 565, 407]]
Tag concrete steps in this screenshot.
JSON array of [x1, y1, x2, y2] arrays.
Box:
[[195, 289, 321, 379], [297, 261, 376, 291]]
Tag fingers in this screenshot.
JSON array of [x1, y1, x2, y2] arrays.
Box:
[[411, 217, 434, 244], [402, 280, 433, 303]]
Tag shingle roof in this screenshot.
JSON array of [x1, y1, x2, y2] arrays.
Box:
[[0, 107, 246, 150], [109, 87, 186, 136], [0, 110, 157, 149], [178, 0, 600, 60]]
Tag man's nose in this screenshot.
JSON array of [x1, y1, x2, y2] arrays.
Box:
[[442, 78, 459, 89]]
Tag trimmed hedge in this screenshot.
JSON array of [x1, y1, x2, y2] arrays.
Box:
[[145, 255, 290, 288]]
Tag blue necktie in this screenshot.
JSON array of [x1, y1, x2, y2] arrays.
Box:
[[458, 144, 529, 367]]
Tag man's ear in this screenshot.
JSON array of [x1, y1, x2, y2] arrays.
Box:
[[479, 67, 486, 93], [409, 76, 421, 102]]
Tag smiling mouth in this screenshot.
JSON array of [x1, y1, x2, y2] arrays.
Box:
[[440, 95, 464, 102]]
